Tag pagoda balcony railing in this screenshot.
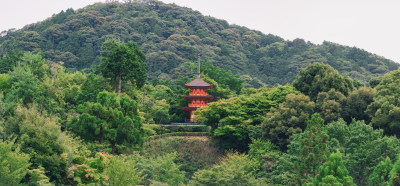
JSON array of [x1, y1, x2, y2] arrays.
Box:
[[189, 92, 208, 96], [188, 103, 208, 107]]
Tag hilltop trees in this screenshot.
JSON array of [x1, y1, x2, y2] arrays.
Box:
[[100, 39, 147, 98]]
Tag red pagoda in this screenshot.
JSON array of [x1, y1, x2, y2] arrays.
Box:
[[182, 56, 213, 122]]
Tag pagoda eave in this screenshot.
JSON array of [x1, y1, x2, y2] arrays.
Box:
[[184, 85, 213, 89], [183, 96, 213, 100]]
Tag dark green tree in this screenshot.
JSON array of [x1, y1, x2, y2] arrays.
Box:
[[293, 63, 354, 100], [342, 87, 375, 123], [100, 39, 147, 98], [262, 93, 315, 150], [315, 89, 346, 123], [75, 73, 111, 104], [367, 69, 400, 137], [68, 91, 143, 154]]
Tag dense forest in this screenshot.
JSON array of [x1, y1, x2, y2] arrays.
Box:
[[0, 1, 398, 87], [1, 0, 400, 185]]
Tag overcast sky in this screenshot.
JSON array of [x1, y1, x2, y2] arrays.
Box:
[[1, 0, 400, 62]]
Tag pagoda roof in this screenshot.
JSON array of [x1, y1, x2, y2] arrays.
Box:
[[184, 77, 212, 87], [183, 96, 213, 100]]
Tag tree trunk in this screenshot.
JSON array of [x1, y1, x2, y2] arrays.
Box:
[[118, 75, 122, 99], [100, 127, 103, 144], [111, 141, 116, 155]]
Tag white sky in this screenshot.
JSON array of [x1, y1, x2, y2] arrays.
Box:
[[1, 0, 400, 62]]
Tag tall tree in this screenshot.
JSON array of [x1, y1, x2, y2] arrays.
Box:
[[100, 39, 147, 98], [298, 113, 329, 184]]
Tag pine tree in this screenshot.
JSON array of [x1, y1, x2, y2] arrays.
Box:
[[298, 113, 329, 183]]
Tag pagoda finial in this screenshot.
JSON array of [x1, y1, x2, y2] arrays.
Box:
[[197, 54, 201, 78]]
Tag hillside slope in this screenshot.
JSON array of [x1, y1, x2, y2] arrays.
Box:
[[0, 1, 398, 86]]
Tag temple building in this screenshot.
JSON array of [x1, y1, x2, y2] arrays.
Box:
[[182, 56, 213, 122]]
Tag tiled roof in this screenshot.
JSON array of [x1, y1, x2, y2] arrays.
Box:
[[184, 77, 212, 87]]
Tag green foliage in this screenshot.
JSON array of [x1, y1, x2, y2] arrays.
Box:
[[310, 151, 355, 186], [133, 152, 185, 185], [0, 74, 11, 92], [99, 39, 147, 97], [0, 51, 23, 74], [196, 85, 299, 151], [188, 60, 244, 94], [189, 153, 262, 186], [105, 155, 143, 186], [146, 132, 209, 141], [389, 155, 400, 186], [248, 138, 278, 166], [68, 91, 144, 154], [3, 105, 66, 183], [0, 139, 30, 185], [341, 87, 375, 123], [75, 73, 111, 104], [6, 66, 39, 105], [368, 157, 392, 186], [297, 113, 329, 183], [68, 152, 110, 185], [26, 166, 52, 186], [325, 119, 400, 185], [142, 137, 221, 183], [367, 68, 400, 137], [262, 93, 315, 150], [315, 89, 346, 123], [293, 63, 354, 100]]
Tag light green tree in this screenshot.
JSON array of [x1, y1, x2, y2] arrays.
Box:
[[310, 151, 355, 186], [0, 139, 30, 185], [368, 157, 392, 186], [189, 153, 261, 186], [105, 155, 143, 186]]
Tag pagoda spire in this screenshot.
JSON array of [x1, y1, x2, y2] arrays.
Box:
[[197, 54, 201, 78]]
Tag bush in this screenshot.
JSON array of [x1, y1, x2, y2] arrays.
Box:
[[143, 137, 222, 183], [144, 124, 209, 135], [189, 153, 263, 186], [146, 132, 210, 141]]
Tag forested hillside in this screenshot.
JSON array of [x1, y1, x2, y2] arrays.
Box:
[[0, 0, 398, 87], [2, 1, 400, 185]]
